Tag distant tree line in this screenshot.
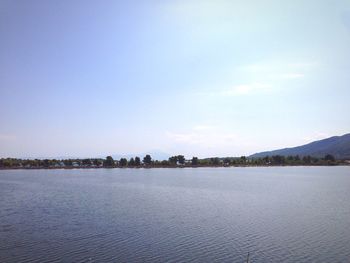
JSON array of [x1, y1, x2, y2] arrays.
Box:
[[0, 154, 344, 169]]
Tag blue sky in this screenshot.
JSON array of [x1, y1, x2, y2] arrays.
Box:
[[1, 0, 350, 158]]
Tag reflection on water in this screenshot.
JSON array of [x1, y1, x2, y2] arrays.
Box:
[[0, 167, 350, 262]]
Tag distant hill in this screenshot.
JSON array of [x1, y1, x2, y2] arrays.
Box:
[[250, 133, 350, 159]]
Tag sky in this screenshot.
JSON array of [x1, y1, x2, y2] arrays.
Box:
[[1, 0, 350, 159]]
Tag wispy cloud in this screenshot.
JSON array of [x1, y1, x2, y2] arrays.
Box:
[[198, 60, 313, 99]]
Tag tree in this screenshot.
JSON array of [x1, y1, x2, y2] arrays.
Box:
[[263, 156, 270, 164], [271, 155, 285, 165], [311, 157, 319, 163], [43, 159, 51, 168], [223, 158, 231, 165], [129, 158, 135, 166], [240, 156, 247, 164], [2, 158, 14, 167], [135, 156, 141, 166], [177, 155, 185, 165], [93, 159, 102, 166], [161, 160, 170, 166], [287, 155, 294, 163], [143, 154, 152, 165], [119, 158, 128, 167], [211, 157, 220, 165], [191, 157, 199, 165], [200, 159, 209, 165], [302, 155, 311, 164], [324, 154, 335, 162], [254, 158, 263, 165], [169, 156, 178, 165], [104, 156, 115, 167]]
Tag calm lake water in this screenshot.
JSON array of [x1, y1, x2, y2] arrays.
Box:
[[0, 167, 350, 263]]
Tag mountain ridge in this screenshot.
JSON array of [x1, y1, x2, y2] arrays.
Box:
[[249, 133, 350, 159]]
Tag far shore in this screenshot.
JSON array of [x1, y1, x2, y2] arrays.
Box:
[[1, 154, 347, 170], [1, 164, 349, 171]]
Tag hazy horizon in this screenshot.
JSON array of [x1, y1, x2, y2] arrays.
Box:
[[1, 0, 350, 158], [1, 132, 349, 160]]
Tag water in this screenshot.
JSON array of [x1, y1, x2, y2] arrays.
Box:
[[0, 167, 349, 263]]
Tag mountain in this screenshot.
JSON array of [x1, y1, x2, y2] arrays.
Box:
[[250, 133, 350, 159]]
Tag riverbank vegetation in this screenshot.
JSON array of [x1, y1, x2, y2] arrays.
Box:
[[0, 154, 348, 169]]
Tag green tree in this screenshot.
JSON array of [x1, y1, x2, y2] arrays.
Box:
[[211, 157, 220, 165], [104, 156, 115, 167], [191, 157, 199, 165], [240, 156, 247, 164], [324, 154, 335, 162], [161, 160, 170, 166], [143, 154, 152, 165], [129, 158, 135, 166], [93, 159, 102, 166], [43, 159, 50, 168], [2, 159, 13, 167], [287, 155, 294, 164], [177, 155, 185, 165], [119, 158, 128, 167], [311, 157, 319, 163], [169, 156, 178, 165], [272, 155, 285, 165], [302, 155, 311, 164], [223, 158, 231, 165], [254, 158, 263, 165], [135, 156, 141, 166], [263, 156, 270, 164]]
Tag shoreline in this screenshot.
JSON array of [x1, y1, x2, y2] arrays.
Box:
[[1, 164, 348, 170]]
